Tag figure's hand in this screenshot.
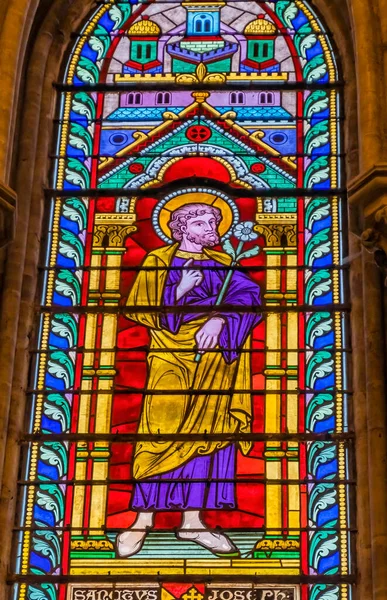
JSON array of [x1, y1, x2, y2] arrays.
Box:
[[176, 259, 203, 301], [195, 317, 225, 354]]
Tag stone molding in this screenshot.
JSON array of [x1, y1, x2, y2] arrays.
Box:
[[348, 163, 387, 217], [0, 180, 16, 247], [348, 164, 387, 284]]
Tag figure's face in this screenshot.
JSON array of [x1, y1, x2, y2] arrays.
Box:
[[183, 210, 220, 247]]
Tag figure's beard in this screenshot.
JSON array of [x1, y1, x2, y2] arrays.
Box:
[[186, 231, 220, 247]]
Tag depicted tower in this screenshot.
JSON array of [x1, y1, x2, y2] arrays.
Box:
[[124, 16, 162, 75], [241, 15, 280, 73], [167, 0, 237, 74]]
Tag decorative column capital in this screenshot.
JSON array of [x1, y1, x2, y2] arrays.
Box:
[[0, 181, 17, 248], [255, 214, 297, 248], [93, 213, 137, 248], [348, 164, 387, 283]]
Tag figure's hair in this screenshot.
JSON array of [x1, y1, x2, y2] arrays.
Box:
[[169, 203, 222, 241]]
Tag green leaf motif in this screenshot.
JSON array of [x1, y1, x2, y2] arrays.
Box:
[[309, 530, 339, 572], [222, 239, 236, 260], [304, 53, 328, 83], [309, 585, 340, 600], [305, 120, 329, 154], [59, 230, 85, 268], [306, 312, 333, 347], [305, 269, 331, 304], [309, 483, 337, 523], [76, 56, 99, 84], [40, 442, 68, 478], [32, 526, 61, 570], [109, 3, 132, 31], [36, 485, 64, 523], [306, 350, 334, 388], [306, 393, 335, 432], [305, 228, 331, 266], [276, 1, 298, 27], [308, 441, 337, 477], [47, 351, 75, 388], [305, 198, 330, 230], [72, 92, 96, 122], [304, 156, 330, 188], [89, 24, 111, 61], [62, 198, 87, 230], [304, 90, 329, 120], [294, 23, 318, 59], [44, 394, 71, 432], [27, 584, 57, 600], [69, 123, 93, 155], [238, 246, 260, 261], [65, 158, 90, 189], [301, 34, 318, 59], [55, 270, 81, 305], [51, 313, 78, 348]]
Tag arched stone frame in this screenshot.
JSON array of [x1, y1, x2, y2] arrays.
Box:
[[0, 1, 386, 600]]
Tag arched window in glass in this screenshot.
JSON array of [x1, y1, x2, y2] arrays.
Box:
[[194, 14, 212, 34], [15, 5, 351, 600], [156, 92, 171, 105], [258, 92, 274, 105], [127, 92, 142, 105], [230, 92, 245, 105]]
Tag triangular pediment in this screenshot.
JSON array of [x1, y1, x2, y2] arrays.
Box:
[[98, 99, 296, 190]]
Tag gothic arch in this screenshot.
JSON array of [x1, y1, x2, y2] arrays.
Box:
[[0, 2, 386, 600]]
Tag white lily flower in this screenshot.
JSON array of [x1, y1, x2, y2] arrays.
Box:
[[233, 221, 258, 242]]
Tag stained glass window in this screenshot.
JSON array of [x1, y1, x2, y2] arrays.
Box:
[[14, 3, 352, 600]]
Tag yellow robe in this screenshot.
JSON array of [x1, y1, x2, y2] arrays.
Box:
[[126, 243, 252, 480]]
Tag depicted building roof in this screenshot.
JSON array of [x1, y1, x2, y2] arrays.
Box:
[[106, 106, 293, 123], [244, 17, 277, 35], [99, 99, 297, 186], [106, 107, 185, 121], [216, 106, 293, 121], [128, 18, 161, 37]]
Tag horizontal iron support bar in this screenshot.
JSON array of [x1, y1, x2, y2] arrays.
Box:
[[12, 525, 357, 533], [25, 388, 354, 396], [52, 117, 347, 126], [44, 186, 347, 199], [34, 304, 351, 314], [28, 347, 352, 355], [17, 478, 356, 486], [54, 82, 345, 93], [21, 432, 354, 442], [50, 152, 346, 160], [8, 575, 356, 585], [36, 265, 351, 273]]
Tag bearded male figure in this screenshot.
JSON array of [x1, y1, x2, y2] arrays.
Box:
[[117, 202, 262, 558]]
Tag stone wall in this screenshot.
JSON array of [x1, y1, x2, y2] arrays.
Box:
[[0, 0, 386, 599]]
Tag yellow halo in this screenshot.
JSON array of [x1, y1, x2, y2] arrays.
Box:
[[157, 192, 236, 242]]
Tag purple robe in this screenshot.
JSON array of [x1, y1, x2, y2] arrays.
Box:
[[132, 254, 261, 511]]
